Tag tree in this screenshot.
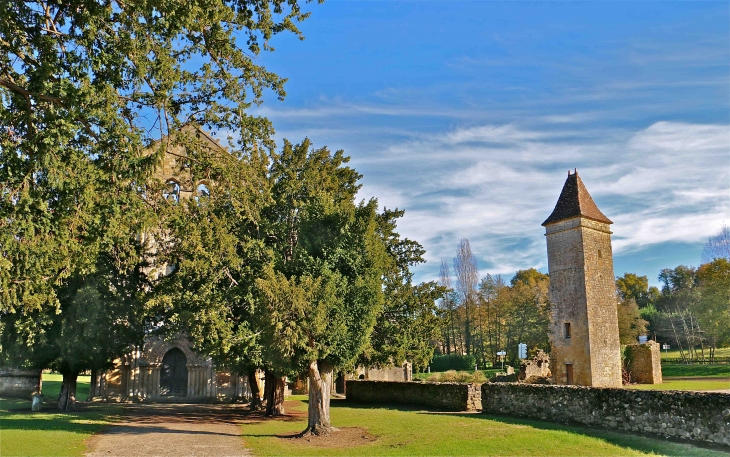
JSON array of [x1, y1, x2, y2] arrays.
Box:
[[1, 0, 311, 389], [147, 135, 272, 410], [701, 225, 730, 264], [453, 239, 479, 356], [360, 208, 445, 372], [438, 260, 460, 355], [256, 139, 387, 435], [695, 259, 730, 359], [617, 298, 648, 345]]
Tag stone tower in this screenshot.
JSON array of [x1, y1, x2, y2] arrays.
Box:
[[542, 170, 622, 387]]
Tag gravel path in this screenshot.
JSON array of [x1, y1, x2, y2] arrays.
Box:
[[85, 403, 252, 457]]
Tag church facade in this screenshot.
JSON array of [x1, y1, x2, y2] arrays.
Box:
[[89, 335, 251, 402]]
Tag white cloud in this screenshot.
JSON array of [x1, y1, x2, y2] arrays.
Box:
[[345, 120, 729, 280]]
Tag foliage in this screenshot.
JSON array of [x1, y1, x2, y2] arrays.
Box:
[[256, 139, 385, 377], [147, 139, 271, 372], [616, 298, 648, 345], [362, 209, 445, 372], [437, 264, 550, 367], [695, 259, 730, 349], [1, 0, 310, 376], [430, 354, 477, 372]]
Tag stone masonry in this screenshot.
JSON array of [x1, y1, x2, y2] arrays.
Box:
[[626, 340, 662, 384], [0, 369, 41, 398], [518, 350, 551, 381], [347, 380, 482, 411], [482, 383, 730, 447], [543, 171, 622, 387]]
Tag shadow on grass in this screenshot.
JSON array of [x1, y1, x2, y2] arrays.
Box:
[[0, 397, 115, 435], [335, 400, 727, 457]]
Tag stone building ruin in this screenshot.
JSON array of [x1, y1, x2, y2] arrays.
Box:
[[542, 170, 622, 387]]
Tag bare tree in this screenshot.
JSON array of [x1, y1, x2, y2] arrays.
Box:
[[454, 239, 479, 356], [701, 224, 730, 264], [439, 259, 459, 354]]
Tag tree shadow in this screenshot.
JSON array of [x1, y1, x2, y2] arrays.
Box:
[[421, 410, 729, 457]]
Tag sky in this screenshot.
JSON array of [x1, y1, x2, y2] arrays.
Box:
[[248, 1, 730, 287]]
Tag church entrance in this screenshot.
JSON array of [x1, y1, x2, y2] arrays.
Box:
[[160, 348, 188, 396]]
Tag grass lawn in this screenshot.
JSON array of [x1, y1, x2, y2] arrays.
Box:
[[660, 364, 730, 378], [242, 397, 728, 457], [660, 347, 730, 360], [625, 379, 729, 391], [0, 374, 115, 457]]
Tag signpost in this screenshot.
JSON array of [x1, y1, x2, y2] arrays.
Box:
[[497, 350, 506, 370], [518, 343, 527, 359]]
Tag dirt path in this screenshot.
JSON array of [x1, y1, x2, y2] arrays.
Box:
[[85, 403, 252, 457]]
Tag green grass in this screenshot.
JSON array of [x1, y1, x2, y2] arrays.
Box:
[[242, 397, 727, 456], [0, 374, 115, 457], [625, 379, 729, 391], [661, 364, 730, 378], [660, 347, 730, 360]]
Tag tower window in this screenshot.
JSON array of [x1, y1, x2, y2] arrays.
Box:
[[564, 322, 571, 339], [598, 249, 603, 258], [566, 363, 574, 385]]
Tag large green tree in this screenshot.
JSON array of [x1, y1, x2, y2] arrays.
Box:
[[1, 0, 311, 404], [360, 208, 445, 373], [256, 139, 388, 435]]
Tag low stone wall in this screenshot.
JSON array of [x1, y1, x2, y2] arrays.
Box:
[[0, 369, 41, 398], [346, 380, 481, 411], [482, 383, 730, 447]]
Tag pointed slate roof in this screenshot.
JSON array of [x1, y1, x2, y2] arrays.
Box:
[[542, 170, 612, 226]]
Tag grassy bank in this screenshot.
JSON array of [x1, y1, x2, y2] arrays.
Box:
[[625, 379, 729, 391], [242, 397, 727, 456], [0, 374, 113, 457], [661, 364, 730, 378]]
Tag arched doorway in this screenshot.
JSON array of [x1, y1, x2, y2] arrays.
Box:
[[160, 348, 188, 396]]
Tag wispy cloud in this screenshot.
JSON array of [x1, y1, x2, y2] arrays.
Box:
[[350, 121, 729, 282]]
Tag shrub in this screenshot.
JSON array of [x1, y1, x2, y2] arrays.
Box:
[[430, 354, 477, 372]]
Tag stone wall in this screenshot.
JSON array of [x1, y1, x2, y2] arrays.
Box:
[[481, 383, 730, 446], [626, 341, 662, 384], [354, 363, 412, 382], [0, 369, 41, 398], [346, 380, 481, 411]]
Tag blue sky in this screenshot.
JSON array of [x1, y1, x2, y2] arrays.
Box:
[[249, 1, 729, 286]]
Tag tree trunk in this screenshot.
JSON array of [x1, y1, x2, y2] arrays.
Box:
[[87, 370, 98, 401], [247, 369, 263, 411], [264, 370, 286, 416], [58, 372, 78, 411], [302, 359, 336, 436]]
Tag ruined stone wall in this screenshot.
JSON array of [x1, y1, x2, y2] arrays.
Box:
[[0, 369, 41, 398], [481, 383, 730, 447], [626, 341, 662, 384], [347, 380, 481, 411], [354, 363, 412, 382]]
